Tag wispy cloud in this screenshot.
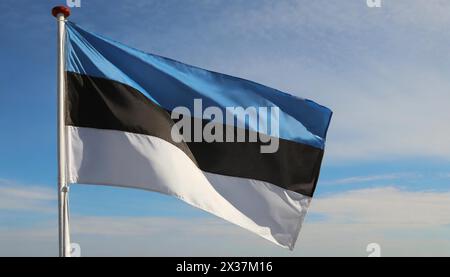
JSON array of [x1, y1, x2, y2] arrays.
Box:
[[438, 173, 450, 179], [70, 216, 240, 237], [321, 173, 421, 185], [1, 186, 449, 256], [310, 187, 450, 226], [0, 179, 55, 213]]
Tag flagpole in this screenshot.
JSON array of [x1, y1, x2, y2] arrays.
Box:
[[52, 6, 71, 258]]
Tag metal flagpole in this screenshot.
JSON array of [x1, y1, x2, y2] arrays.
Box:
[[52, 6, 71, 258]]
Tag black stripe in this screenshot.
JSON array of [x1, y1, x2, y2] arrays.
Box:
[[66, 72, 324, 197], [65, 72, 198, 163], [182, 116, 323, 197]]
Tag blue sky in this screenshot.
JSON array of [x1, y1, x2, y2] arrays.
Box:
[[0, 0, 450, 256]]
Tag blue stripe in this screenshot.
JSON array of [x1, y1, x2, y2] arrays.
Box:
[[65, 21, 332, 149]]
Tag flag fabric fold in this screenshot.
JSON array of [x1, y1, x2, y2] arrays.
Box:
[[64, 21, 332, 249]]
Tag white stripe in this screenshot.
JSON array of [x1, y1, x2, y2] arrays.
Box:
[[67, 126, 311, 249]]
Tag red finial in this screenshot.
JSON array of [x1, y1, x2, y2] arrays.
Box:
[[52, 6, 71, 18]]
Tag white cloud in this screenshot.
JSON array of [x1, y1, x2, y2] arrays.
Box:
[[438, 173, 450, 179], [0, 179, 56, 213], [69, 216, 240, 237], [321, 173, 421, 185], [66, 187, 450, 256], [323, 65, 450, 161], [1, 186, 449, 256], [310, 187, 450, 226]]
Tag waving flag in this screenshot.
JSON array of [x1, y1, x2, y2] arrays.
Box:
[[64, 21, 332, 249]]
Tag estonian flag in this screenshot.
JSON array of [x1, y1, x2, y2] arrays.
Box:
[[64, 22, 332, 250]]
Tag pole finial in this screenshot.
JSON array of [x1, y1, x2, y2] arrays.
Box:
[[52, 6, 71, 18]]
